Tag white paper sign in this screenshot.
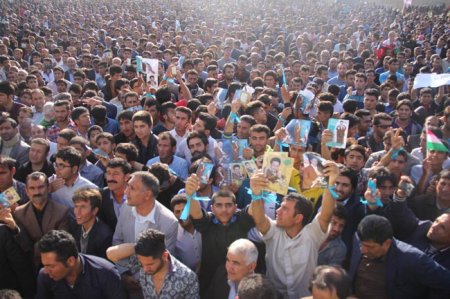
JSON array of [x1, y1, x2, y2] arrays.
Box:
[[413, 73, 450, 89]]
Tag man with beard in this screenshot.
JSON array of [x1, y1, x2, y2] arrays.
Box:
[[358, 113, 392, 153], [218, 63, 236, 88], [0, 172, 71, 268], [177, 114, 218, 163], [170, 194, 202, 272], [47, 99, 77, 143], [392, 100, 422, 136]]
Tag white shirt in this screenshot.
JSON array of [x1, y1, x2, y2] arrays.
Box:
[[261, 215, 327, 299], [132, 205, 156, 241], [169, 128, 188, 145]]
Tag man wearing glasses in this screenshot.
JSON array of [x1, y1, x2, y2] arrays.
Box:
[[50, 146, 97, 209], [358, 113, 393, 153]]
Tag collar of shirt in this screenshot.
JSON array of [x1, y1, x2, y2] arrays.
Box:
[[227, 280, 238, 299], [132, 205, 156, 224], [212, 214, 237, 225], [66, 174, 81, 187]]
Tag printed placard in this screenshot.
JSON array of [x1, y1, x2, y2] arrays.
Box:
[[262, 152, 293, 195], [326, 118, 349, 149]]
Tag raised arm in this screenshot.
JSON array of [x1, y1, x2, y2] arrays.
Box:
[[318, 161, 339, 233], [185, 174, 203, 220], [320, 129, 333, 161], [248, 172, 271, 235], [106, 243, 135, 263]]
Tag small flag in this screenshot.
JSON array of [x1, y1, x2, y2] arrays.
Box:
[[426, 129, 448, 152]]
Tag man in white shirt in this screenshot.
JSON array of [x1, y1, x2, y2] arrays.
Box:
[[248, 162, 338, 299]]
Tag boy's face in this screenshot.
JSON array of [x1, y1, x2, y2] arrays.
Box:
[[97, 137, 114, 155]]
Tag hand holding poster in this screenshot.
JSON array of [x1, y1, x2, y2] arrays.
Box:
[[326, 118, 349, 149], [262, 152, 294, 195], [141, 58, 159, 89]]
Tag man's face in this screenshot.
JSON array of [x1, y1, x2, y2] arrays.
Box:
[[173, 202, 192, 228], [56, 137, 70, 151], [97, 138, 114, 155], [264, 75, 276, 88], [29, 143, 47, 164], [420, 93, 432, 105], [175, 111, 190, 131], [334, 175, 353, 201], [354, 77, 366, 91], [344, 150, 365, 171], [328, 216, 346, 240], [316, 110, 331, 123], [125, 175, 151, 207], [249, 131, 268, 153], [253, 107, 267, 124], [71, 144, 88, 163], [54, 158, 76, 180], [125, 96, 139, 108], [54, 105, 70, 123], [364, 95, 377, 110], [224, 67, 235, 81], [337, 63, 347, 76], [0, 92, 12, 108], [188, 137, 207, 157], [211, 196, 237, 225], [76, 112, 91, 128], [373, 120, 391, 138], [119, 118, 134, 137], [133, 120, 151, 141], [193, 118, 206, 134], [427, 214, 450, 247], [27, 78, 39, 89], [360, 239, 391, 260], [359, 115, 372, 132], [427, 150, 447, 167], [436, 178, 450, 204], [276, 200, 300, 228], [137, 254, 166, 275], [74, 200, 97, 226], [106, 167, 129, 192], [164, 108, 176, 125], [32, 92, 46, 110], [225, 250, 255, 283], [345, 74, 355, 87], [0, 121, 16, 141], [31, 125, 46, 139], [41, 252, 73, 281], [377, 179, 396, 203], [236, 121, 251, 139], [157, 138, 174, 160], [25, 177, 49, 206], [187, 74, 198, 86]]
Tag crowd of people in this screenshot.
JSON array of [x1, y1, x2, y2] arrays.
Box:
[[0, 0, 449, 298]]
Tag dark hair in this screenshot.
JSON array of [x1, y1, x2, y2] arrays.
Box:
[[211, 189, 236, 205], [107, 158, 133, 174], [364, 88, 379, 98], [25, 171, 49, 186], [283, 193, 313, 226], [249, 124, 270, 138], [170, 194, 188, 210], [37, 230, 78, 263], [148, 163, 171, 186], [72, 187, 102, 210], [175, 106, 192, 120], [373, 113, 392, 126], [0, 117, 17, 128], [338, 167, 358, 191], [117, 110, 134, 121], [158, 132, 176, 148], [187, 131, 208, 148], [87, 125, 103, 139], [55, 146, 82, 167], [245, 100, 264, 116], [238, 273, 278, 299], [437, 169, 450, 181], [357, 215, 393, 244], [240, 115, 256, 127], [58, 128, 77, 143], [109, 65, 123, 76], [132, 110, 153, 128], [344, 144, 366, 161], [310, 265, 352, 299], [333, 202, 348, 221], [160, 101, 176, 116], [197, 112, 217, 132], [135, 228, 166, 259], [0, 81, 15, 96], [318, 101, 334, 115], [71, 106, 89, 121], [115, 143, 139, 162], [368, 166, 398, 187]]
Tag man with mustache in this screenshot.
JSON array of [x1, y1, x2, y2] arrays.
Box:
[[0, 172, 71, 268]]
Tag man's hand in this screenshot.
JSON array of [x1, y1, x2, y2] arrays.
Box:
[[422, 157, 432, 176], [280, 85, 291, 103], [363, 179, 381, 205], [391, 129, 405, 150], [279, 107, 292, 120], [49, 177, 65, 193], [321, 129, 333, 145], [323, 161, 340, 185], [231, 100, 241, 113], [207, 101, 217, 116], [242, 148, 254, 160], [274, 128, 287, 143], [0, 207, 17, 231], [185, 174, 200, 197], [250, 172, 269, 196]]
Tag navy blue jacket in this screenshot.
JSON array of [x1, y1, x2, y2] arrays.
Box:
[[349, 237, 450, 299]]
